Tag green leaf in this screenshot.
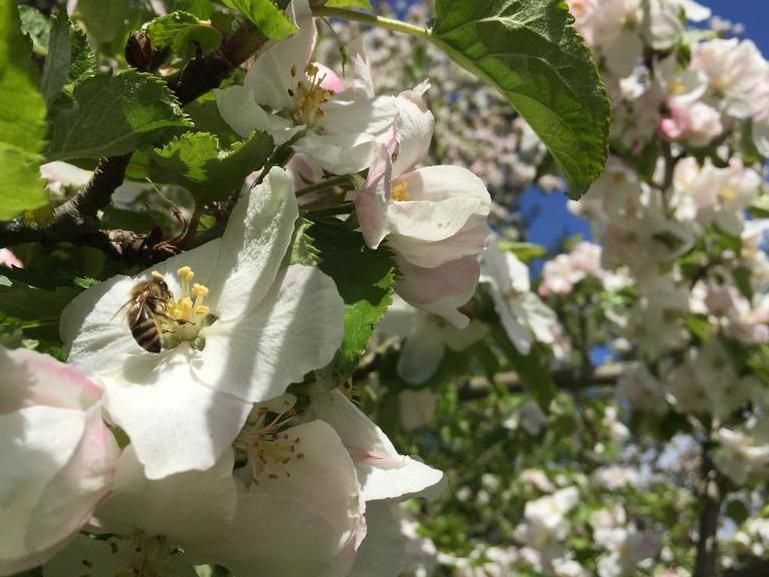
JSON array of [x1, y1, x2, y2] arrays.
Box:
[[145, 11, 222, 57], [0, 2, 47, 219], [18, 5, 50, 55], [221, 0, 297, 39], [172, 0, 216, 19], [749, 195, 769, 218], [497, 240, 546, 263], [152, 130, 274, 201], [41, 11, 72, 108], [73, 0, 131, 47], [311, 219, 396, 380], [0, 278, 81, 342], [324, 0, 373, 9], [431, 0, 609, 197], [46, 70, 192, 161]]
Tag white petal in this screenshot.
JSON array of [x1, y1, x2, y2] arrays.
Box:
[[488, 287, 532, 355], [198, 264, 344, 403], [753, 117, 769, 157], [348, 502, 405, 577], [293, 131, 378, 174], [43, 535, 198, 577], [211, 167, 299, 321], [214, 85, 273, 138], [396, 324, 445, 385], [197, 421, 364, 577], [323, 96, 397, 138], [386, 166, 490, 242], [100, 357, 250, 479], [392, 86, 434, 176], [376, 295, 419, 339], [309, 389, 444, 501], [95, 445, 237, 546], [243, 0, 316, 111]]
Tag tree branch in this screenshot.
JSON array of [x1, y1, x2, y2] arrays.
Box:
[[458, 363, 623, 401], [693, 438, 724, 577], [724, 560, 769, 577], [0, 22, 269, 260]]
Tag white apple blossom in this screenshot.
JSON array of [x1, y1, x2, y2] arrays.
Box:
[[615, 363, 668, 415], [309, 387, 444, 502], [0, 347, 119, 575], [44, 418, 364, 577], [480, 239, 559, 354], [691, 38, 769, 120], [355, 82, 491, 328], [308, 388, 445, 577], [60, 167, 344, 479], [715, 424, 769, 484], [513, 486, 580, 551], [377, 295, 488, 385], [216, 0, 397, 175]]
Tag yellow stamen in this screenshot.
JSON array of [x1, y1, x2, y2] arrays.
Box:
[[669, 78, 686, 96], [392, 180, 410, 201], [720, 185, 737, 201], [195, 305, 210, 316], [192, 283, 209, 297], [151, 270, 164, 280]]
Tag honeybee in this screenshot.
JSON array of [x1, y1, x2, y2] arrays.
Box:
[[125, 276, 174, 353]]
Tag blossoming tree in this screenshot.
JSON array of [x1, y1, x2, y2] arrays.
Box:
[[2, 0, 769, 577]]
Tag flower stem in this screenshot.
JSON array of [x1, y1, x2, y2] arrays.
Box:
[[304, 202, 355, 218], [295, 174, 359, 197], [312, 7, 432, 42]]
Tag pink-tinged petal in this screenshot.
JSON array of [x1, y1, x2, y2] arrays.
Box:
[[0, 348, 118, 575], [395, 256, 480, 329], [243, 0, 316, 111], [198, 264, 344, 404], [0, 248, 22, 268], [392, 82, 434, 176], [355, 144, 394, 249], [388, 221, 490, 269], [94, 446, 237, 547], [100, 357, 251, 479], [314, 61, 344, 93], [197, 421, 364, 577], [0, 347, 103, 412], [309, 389, 444, 501]]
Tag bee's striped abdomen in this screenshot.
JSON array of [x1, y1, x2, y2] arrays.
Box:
[[128, 304, 161, 353]]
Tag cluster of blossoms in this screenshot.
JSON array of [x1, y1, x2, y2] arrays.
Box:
[[351, 1, 769, 575], [0, 1, 503, 575], [566, 0, 769, 423], [314, 3, 547, 215]]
